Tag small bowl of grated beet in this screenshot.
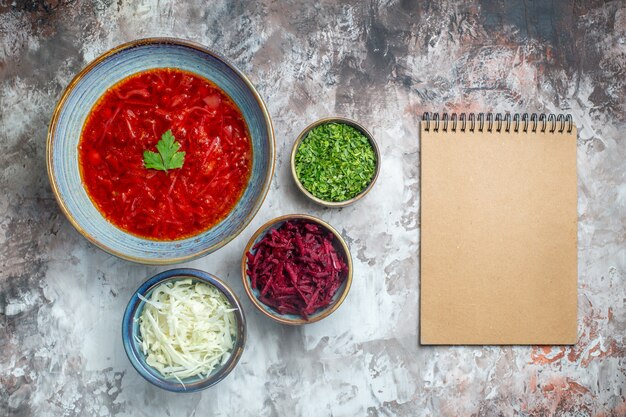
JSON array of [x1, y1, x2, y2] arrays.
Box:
[[241, 214, 353, 325]]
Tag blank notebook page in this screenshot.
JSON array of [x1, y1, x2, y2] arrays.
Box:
[[420, 116, 577, 345]]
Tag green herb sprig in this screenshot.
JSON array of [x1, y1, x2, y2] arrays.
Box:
[[294, 122, 376, 202], [143, 130, 185, 172]]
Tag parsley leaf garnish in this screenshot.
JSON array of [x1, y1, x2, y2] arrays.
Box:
[[143, 130, 186, 172]]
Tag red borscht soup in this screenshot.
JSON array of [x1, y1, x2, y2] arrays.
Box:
[[78, 68, 252, 240]]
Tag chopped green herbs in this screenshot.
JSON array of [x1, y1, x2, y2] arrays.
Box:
[[143, 130, 185, 172], [294, 122, 376, 202]]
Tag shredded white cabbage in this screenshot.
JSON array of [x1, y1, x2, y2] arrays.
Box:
[[136, 279, 237, 381]]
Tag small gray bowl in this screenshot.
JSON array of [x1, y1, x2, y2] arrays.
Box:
[[122, 268, 246, 392], [290, 117, 380, 208]]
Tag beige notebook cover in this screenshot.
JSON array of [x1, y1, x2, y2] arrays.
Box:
[[420, 113, 577, 345]]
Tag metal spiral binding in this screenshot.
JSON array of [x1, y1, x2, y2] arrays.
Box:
[[422, 112, 573, 134]]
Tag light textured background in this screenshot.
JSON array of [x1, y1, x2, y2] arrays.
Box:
[[1, 1, 625, 416]]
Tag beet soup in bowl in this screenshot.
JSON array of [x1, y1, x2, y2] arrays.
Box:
[[47, 38, 275, 264]]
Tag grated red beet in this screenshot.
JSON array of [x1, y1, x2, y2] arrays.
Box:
[[246, 220, 348, 319]]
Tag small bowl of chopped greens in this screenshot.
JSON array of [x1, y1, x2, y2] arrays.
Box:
[[122, 268, 246, 392], [290, 117, 380, 207]]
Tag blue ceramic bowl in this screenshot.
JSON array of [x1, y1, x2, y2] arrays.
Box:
[[241, 214, 353, 325], [47, 38, 275, 264], [122, 268, 246, 392]]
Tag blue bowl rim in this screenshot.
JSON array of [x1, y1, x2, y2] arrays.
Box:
[[46, 37, 276, 264], [122, 268, 247, 392], [240, 214, 353, 325]]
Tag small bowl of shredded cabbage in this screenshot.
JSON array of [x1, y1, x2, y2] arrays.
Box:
[[122, 268, 246, 392]]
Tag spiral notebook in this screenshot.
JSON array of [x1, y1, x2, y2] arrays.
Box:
[[420, 113, 578, 345]]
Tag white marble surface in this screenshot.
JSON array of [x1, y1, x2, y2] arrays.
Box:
[[1, 1, 625, 416]]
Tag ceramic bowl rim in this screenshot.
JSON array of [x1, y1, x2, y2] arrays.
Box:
[[122, 268, 246, 392], [290, 117, 380, 208], [46, 37, 276, 264], [240, 214, 353, 325]]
